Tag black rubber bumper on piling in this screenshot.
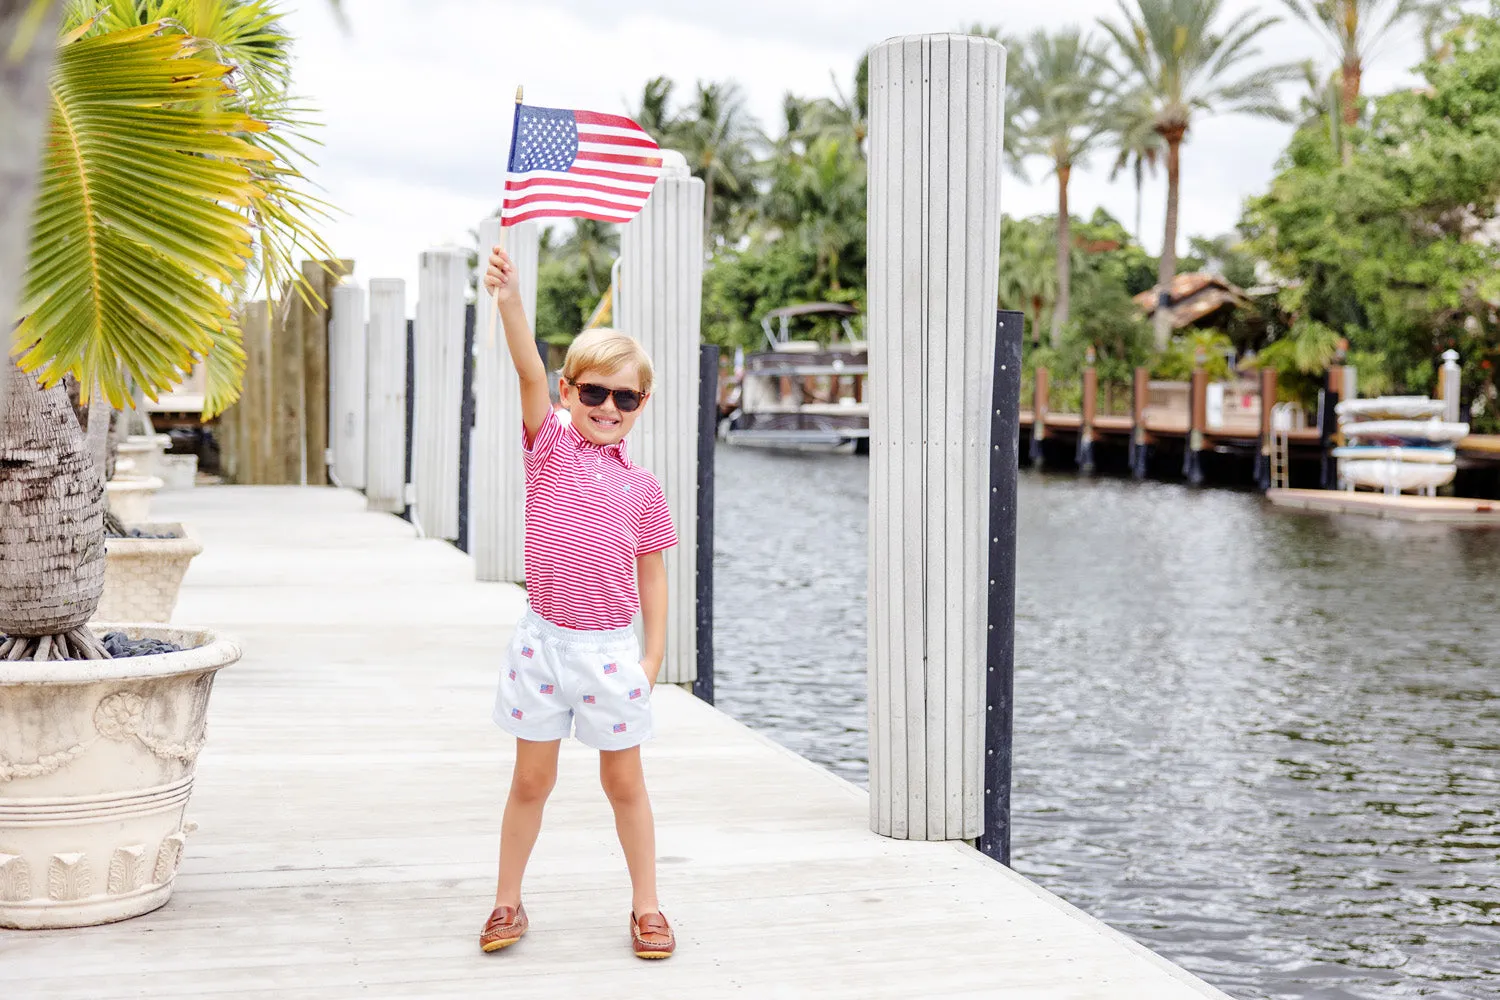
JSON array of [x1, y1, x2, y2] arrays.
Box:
[[979, 310, 1022, 867], [693, 345, 719, 706], [402, 319, 415, 522], [456, 304, 477, 552]]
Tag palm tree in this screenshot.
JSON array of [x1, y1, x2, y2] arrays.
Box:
[[800, 54, 869, 158], [1101, 0, 1300, 348], [675, 81, 762, 248], [790, 138, 867, 292], [0, 0, 67, 413], [1012, 28, 1112, 346], [967, 24, 1029, 175], [997, 218, 1059, 344], [1107, 87, 1164, 243], [1280, 0, 1434, 149], [0, 0, 340, 402], [2, 8, 327, 661], [1297, 59, 1345, 154], [631, 75, 678, 146], [559, 219, 620, 296]]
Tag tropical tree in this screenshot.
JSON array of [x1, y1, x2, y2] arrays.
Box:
[[1107, 86, 1164, 242], [675, 81, 762, 247], [1242, 11, 1500, 425], [800, 54, 869, 158], [631, 75, 678, 145], [559, 218, 620, 296], [1100, 0, 1300, 348], [967, 23, 1029, 173], [1011, 28, 1112, 345], [777, 137, 867, 293], [997, 217, 1060, 343], [1279, 0, 1435, 147], [2, 6, 330, 661], [1, 0, 68, 413]]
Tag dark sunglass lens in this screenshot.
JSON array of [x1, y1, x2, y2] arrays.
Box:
[[614, 390, 642, 412], [578, 384, 609, 406]]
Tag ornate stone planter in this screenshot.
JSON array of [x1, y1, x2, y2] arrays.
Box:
[[105, 476, 164, 523], [0, 626, 240, 928], [158, 454, 198, 491], [122, 435, 172, 480], [116, 439, 158, 480], [97, 525, 204, 624]]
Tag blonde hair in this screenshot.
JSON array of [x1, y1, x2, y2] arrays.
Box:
[[562, 327, 655, 394]]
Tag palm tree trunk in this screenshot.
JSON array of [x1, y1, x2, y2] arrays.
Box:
[[1134, 158, 1144, 243], [85, 391, 110, 482], [1341, 56, 1361, 128], [1154, 130, 1184, 351], [703, 168, 716, 248], [1339, 56, 1360, 166], [1051, 164, 1072, 348], [0, 361, 107, 639], [0, 0, 64, 414]]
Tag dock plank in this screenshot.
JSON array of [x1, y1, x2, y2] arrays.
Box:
[[0, 486, 1227, 999]]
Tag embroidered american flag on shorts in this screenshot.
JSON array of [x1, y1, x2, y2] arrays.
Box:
[[502, 103, 664, 227]]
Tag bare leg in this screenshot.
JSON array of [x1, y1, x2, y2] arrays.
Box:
[[599, 746, 658, 916], [494, 738, 560, 908]]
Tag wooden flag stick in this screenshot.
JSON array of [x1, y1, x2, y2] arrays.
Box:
[[487, 85, 526, 348]]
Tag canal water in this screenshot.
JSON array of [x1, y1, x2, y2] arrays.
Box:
[[711, 446, 1499, 1000]]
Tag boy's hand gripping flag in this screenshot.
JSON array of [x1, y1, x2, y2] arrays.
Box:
[[501, 102, 665, 227]]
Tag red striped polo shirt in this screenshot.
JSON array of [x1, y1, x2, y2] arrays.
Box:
[[522, 410, 677, 630]]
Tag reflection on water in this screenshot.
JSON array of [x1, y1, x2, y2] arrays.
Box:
[[712, 446, 1500, 1000]]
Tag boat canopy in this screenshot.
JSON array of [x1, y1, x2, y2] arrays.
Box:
[[759, 302, 861, 349]]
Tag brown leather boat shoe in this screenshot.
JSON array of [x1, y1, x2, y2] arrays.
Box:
[[480, 904, 528, 952], [631, 910, 675, 959]]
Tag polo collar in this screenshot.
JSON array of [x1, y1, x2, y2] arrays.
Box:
[[562, 416, 631, 467]]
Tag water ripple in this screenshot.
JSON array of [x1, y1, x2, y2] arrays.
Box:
[[711, 448, 1500, 1000]]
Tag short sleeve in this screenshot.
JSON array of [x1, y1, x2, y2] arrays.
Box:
[[635, 479, 678, 555], [522, 409, 567, 480]]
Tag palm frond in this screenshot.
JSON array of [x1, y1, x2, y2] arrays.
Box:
[[12, 21, 266, 408], [201, 313, 246, 417]]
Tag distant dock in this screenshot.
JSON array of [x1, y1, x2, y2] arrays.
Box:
[[1267, 488, 1500, 524]]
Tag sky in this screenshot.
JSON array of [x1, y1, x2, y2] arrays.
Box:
[[278, 0, 1432, 309]]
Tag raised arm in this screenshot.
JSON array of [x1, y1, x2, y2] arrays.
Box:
[[482, 246, 552, 442]]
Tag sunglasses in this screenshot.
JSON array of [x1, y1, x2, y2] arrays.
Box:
[[569, 380, 645, 412]]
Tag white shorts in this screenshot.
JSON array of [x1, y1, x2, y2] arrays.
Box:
[[492, 609, 654, 751]]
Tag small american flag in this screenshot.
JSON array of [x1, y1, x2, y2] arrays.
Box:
[[502, 103, 664, 226]]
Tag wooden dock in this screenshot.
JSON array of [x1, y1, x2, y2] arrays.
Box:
[[0, 486, 1227, 999], [1267, 488, 1500, 523]]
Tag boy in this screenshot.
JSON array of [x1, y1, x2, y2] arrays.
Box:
[[479, 246, 677, 960]]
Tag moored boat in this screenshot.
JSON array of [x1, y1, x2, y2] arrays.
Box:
[[721, 303, 869, 451]]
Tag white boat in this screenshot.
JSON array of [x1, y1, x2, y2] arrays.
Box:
[[1332, 446, 1456, 464], [1335, 396, 1446, 421], [1342, 460, 1456, 492], [1341, 419, 1470, 444], [722, 303, 869, 451]]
